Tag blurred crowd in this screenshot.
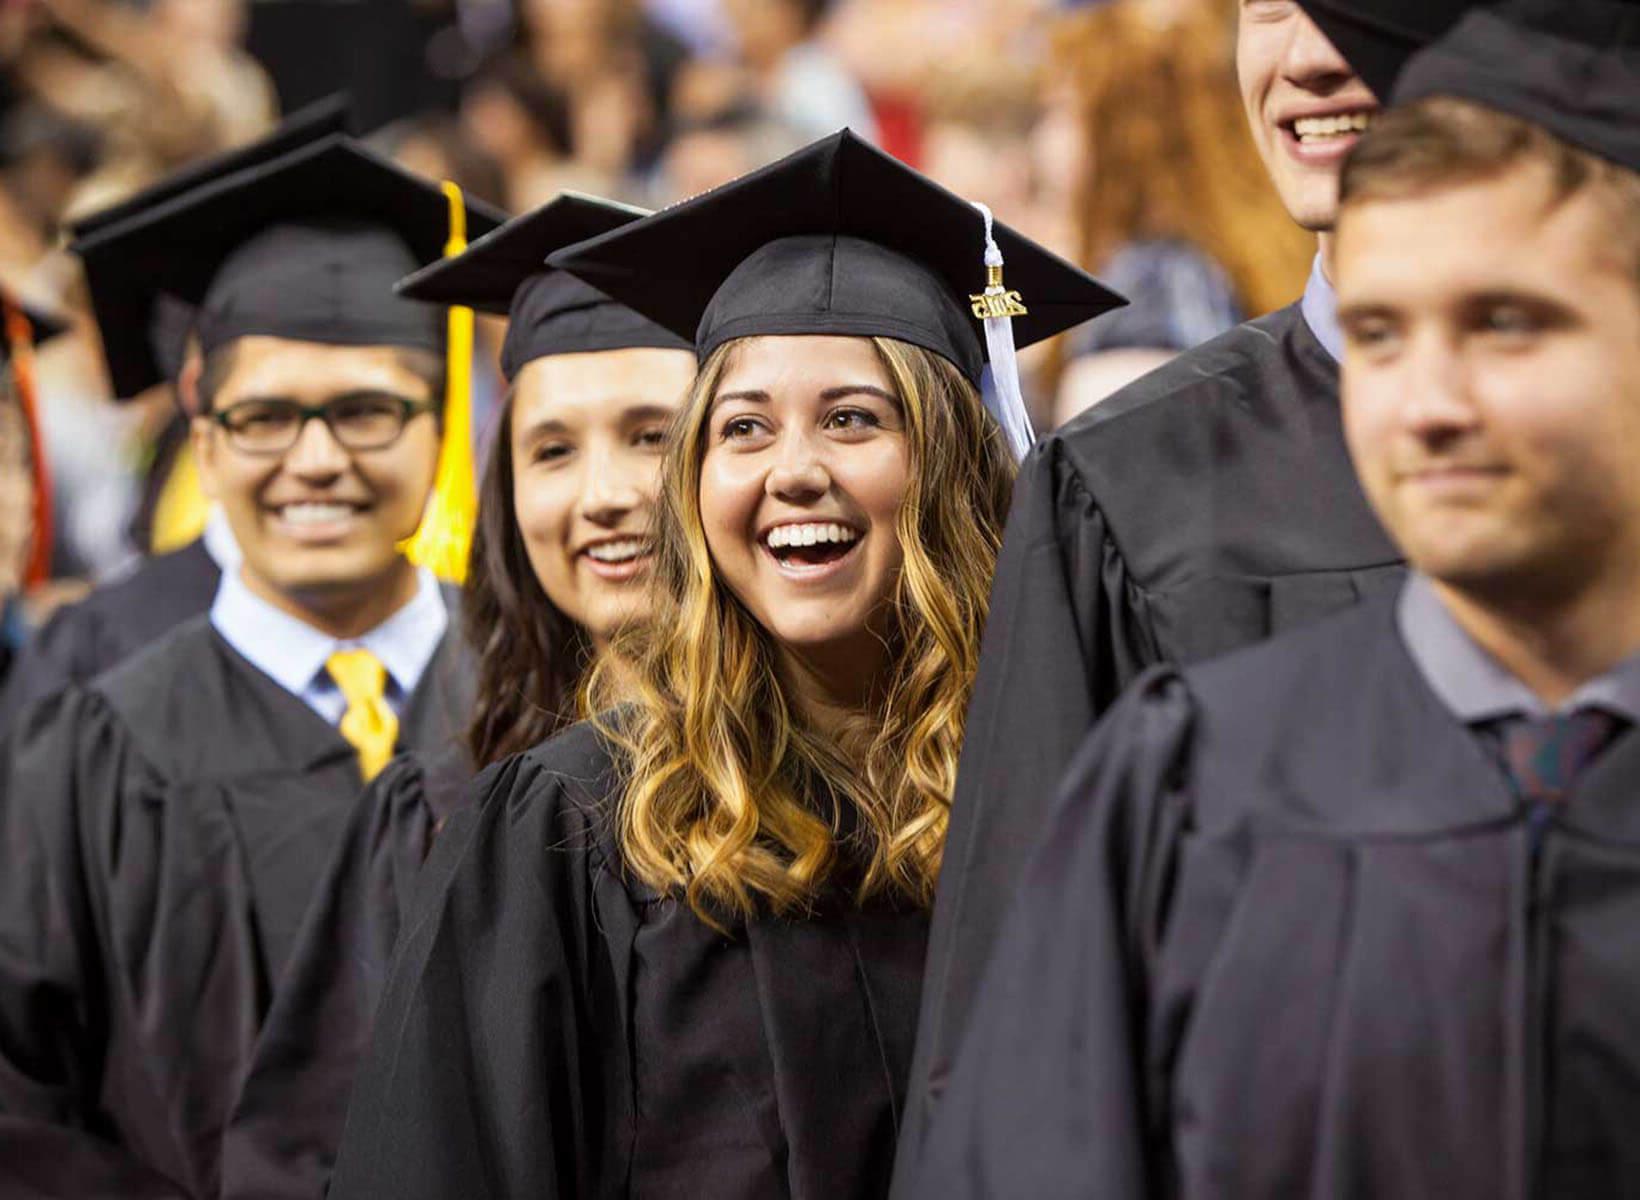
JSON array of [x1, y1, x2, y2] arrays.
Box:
[[0, 0, 1311, 613]]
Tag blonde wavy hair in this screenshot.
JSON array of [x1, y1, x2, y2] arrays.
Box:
[[590, 336, 1015, 924]]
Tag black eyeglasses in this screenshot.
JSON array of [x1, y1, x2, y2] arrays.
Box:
[[211, 394, 435, 456]]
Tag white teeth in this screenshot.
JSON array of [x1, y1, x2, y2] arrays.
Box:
[[279, 503, 354, 526], [765, 522, 861, 550], [585, 538, 650, 563], [1293, 112, 1373, 140]]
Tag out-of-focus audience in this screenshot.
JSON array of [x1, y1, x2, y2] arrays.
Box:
[[0, 0, 1314, 628]]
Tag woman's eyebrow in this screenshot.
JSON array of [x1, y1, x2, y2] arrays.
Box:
[[819, 385, 897, 403], [514, 416, 570, 442], [710, 389, 770, 409]]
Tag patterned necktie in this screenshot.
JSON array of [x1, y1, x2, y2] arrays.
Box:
[[1486, 708, 1626, 810], [326, 649, 399, 782]]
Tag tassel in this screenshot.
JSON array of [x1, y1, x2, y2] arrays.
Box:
[[150, 440, 210, 554], [3, 298, 52, 587], [968, 201, 1036, 461], [402, 181, 479, 583]]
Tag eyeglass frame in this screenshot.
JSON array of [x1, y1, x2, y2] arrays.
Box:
[[208, 392, 438, 457]]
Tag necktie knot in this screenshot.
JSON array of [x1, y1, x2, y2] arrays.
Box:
[[1489, 708, 1627, 807], [327, 648, 387, 707], [326, 649, 397, 781]]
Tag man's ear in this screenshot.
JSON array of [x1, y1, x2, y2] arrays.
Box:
[[176, 351, 204, 418], [189, 413, 219, 503]]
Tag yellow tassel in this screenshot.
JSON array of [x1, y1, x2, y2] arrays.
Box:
[[150, 441, 210, 554], [401, 181, 478, 583]]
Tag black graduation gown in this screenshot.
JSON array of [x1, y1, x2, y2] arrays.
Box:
[[0, 616, 473, 1200], [911, 594, 1640, 1200], [330, 721, 928, 1200], [220, 743, 474, 1200], [0, 538, 219, 732], [899, 302, 1406, 1176]]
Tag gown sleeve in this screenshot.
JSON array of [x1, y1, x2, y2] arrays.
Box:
[[897, 436, 1156, 1179], [220, 752, 451, 1200], [327, 745, 609, 1200], [906, 667, 1195, 1200], [0, 691, 187, 1199], [0, 605, 106, 737]]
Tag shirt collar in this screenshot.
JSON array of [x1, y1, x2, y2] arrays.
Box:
[[1299, 252, 1344, 364], [1397, 571, 1640, 724], [201, 507, 242, 572], [210, 565, 447, 702]]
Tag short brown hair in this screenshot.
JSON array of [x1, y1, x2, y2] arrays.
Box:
[[1341, 96, 1640, 284], [196, 340, 446, 415]]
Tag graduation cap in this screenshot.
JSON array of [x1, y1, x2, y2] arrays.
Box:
[[1296, 1, 1484, 102], [70, 131, 507, 400], [68, 130, 509, 582], [1394, 0, 1640, 172], [396, 192, 693, 383], [69, 96, 354, 390], [547, 130, 1125, 459], [67, 94, 353, 244], [0, 292, 67, 586]]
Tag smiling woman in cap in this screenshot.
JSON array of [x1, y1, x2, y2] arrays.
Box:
[[328, 130, 1119, 1200]]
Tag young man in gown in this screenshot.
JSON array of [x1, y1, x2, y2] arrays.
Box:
[[0, 129, 503, 1198], [912, 2, 1640, 1194], [894, 0, 1484, 1172]]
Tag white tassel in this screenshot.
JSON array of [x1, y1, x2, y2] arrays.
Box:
[[971, 201, 1035, 461]]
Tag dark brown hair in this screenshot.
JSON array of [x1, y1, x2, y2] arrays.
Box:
[[195, 341, 447, 414], [1342, 96, 1640, 283], [463, 392, 593, 767]]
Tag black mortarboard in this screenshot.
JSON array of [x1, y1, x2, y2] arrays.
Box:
[[1394, 0, 1640, 172], [396, 193, 692, 382], [70, 130, 507, 399], [67, 95, 353, 243], [1296, 1, 1483, 102], [547, 131, 1122, 390], [70, 97, 354, 390]]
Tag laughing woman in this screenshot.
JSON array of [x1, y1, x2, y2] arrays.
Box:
[[219, 196, 696, 1200], [330, 133, 1119, 1200]]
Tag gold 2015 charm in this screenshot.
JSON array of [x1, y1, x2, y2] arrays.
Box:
[[970, 289, 1029, 320]]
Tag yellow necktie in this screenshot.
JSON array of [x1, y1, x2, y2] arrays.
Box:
[[326, 649, 399, 782]]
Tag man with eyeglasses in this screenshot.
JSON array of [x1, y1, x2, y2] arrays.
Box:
[[0, 129, 501, 1198], [0, 99, 352, 734]]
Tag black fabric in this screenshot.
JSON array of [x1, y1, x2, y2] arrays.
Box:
[[70, 132, 506, 398], [395, 194, 692, 382], [395, 193, 648, 317], [1297, 0, 1481, 101], [0, 617, 473, 1199], [495, 274, 693, 382], [219, 743, 474, 1200], [547, 130, 1124, 385], [0, 538, 220, 735], [1396, 0, 1640, 172], [893, 302, 1405, 1193], [910, 593, 1640, 1198], [65, 98, 349, 399], [64, 96, 351, 244], [328, 721, 927, 1200]]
